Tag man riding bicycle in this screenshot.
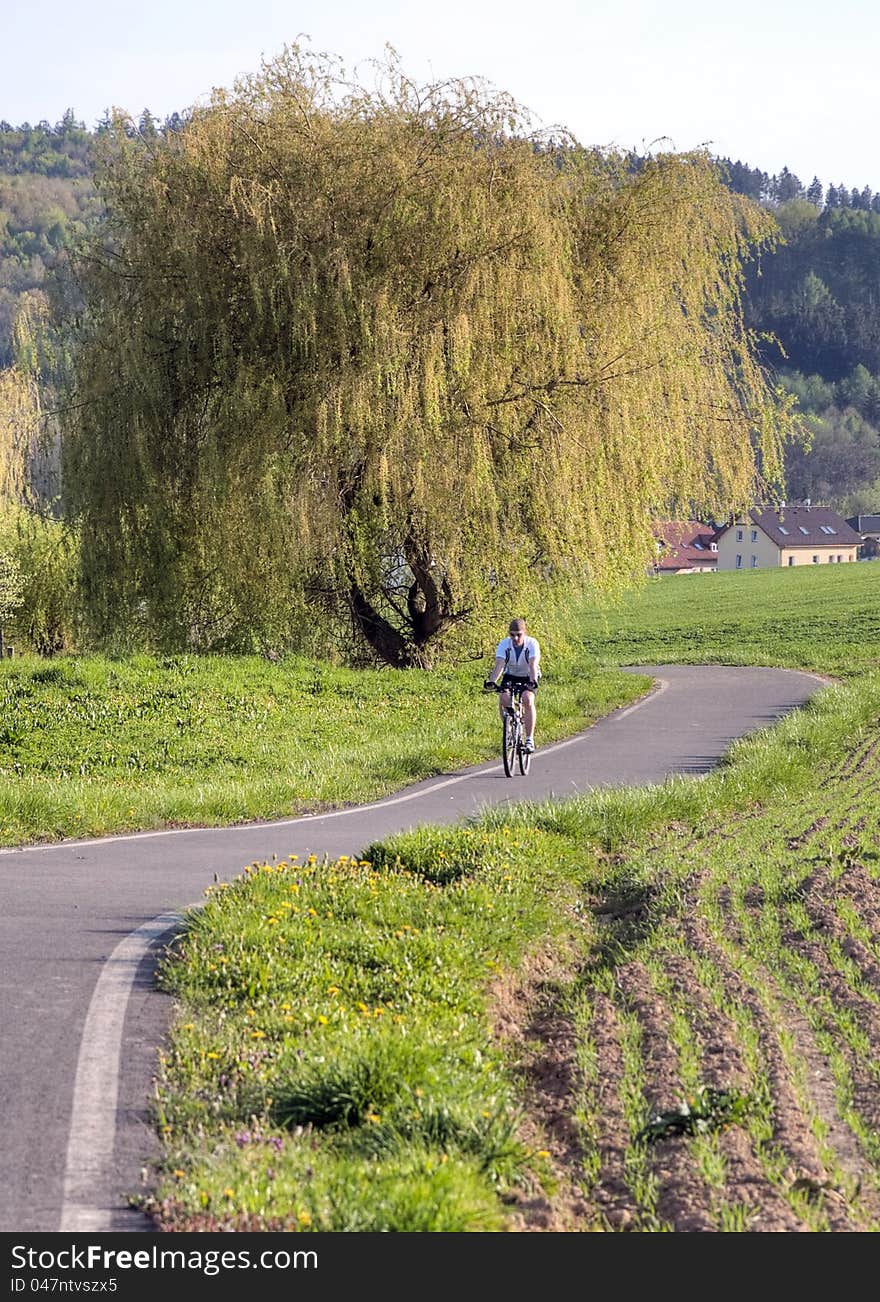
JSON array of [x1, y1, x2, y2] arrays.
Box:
[[484, 617, 541, 753]]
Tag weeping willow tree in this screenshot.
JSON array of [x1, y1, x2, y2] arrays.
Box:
[[0, 296, 76, 655], [61, 46, 799, 665]]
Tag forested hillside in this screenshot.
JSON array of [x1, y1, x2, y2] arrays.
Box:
[[0, 112, 101, 368], [718, 158, 880, 512]]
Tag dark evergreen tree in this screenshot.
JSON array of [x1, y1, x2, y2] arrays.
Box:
[[771, 167, 804, 204], [806, 175, 823, 206]]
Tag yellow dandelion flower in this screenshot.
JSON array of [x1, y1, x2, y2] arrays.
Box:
[[173, 1169, 186, 1179], [307, 907, 317, 917], [536, 1150, 550, 1158], [327, 985, 340, 995], [297, 1210, 312, 1226], [365, 1113, 381, 1123], [223, 1187, 235, 1198], [206, 1051, 220, 1060], [317, 1015, 329, 1025], [251, 1029, 266, 1039]]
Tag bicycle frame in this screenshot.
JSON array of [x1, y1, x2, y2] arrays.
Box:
[[498, 680, 532, 777]]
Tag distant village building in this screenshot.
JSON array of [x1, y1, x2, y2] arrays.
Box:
[[650, 521, 718, 574], [714, 505, 860, 570], [846, 514, 880, 559]]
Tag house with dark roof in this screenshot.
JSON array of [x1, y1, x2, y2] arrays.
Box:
[[650, 520, 719, 574], [846, 514, 880, 558], [714, 505, 860, 570]]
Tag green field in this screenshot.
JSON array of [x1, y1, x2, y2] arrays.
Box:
[[4, 562, 880, 1230], [576, 561, 879, 675], [139, 562, 880, 1231]]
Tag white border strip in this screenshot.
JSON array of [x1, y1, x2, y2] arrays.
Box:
[[59, 911, 183, 1232]]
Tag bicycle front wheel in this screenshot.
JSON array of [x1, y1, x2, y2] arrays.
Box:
[[518, 735, 531, 776], [502, 713, 517, 777]]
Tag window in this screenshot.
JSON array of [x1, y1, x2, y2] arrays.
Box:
[[735, 554, 743, 569], [838, 555, 844, 562], [750, 529, 758, 541], [710, 542, 717, 551], [828, 555, 834, 562], [812, 555, 819, 563], [820, 525, 837, 535], [787, 556, 795, 566], [750, 555, 758, 567], [736, 528, 743, 541], [778, 525, 789, 535], [799, 526, 810, 535]]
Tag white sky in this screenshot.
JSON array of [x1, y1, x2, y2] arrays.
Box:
[[3, 0, 879, 192]]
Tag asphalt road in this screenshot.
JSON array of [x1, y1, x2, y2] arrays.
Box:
[[0, 664, 826, 1233]]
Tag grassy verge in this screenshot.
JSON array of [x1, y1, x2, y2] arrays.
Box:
[[144, 563, 880, 1231], [0, 653, 645, 846]]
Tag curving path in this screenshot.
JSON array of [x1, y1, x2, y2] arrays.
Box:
[[0, 664, 826, 1233]]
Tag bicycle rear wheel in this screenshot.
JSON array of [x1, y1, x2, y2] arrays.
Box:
[[502, 712, 517, 777]]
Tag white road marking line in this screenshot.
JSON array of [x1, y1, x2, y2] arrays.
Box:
[[59, 911, 183, 1232]]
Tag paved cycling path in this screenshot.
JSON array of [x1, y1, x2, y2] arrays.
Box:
[[0, 664, 827, 1233]]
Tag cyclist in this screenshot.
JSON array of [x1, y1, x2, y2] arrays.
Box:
[[484, 616, 541, 752]]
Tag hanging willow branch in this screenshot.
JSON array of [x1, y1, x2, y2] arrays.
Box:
[[60, 44, 801, 663]]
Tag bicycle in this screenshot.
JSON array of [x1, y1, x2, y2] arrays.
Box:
[[486, 679, 533, 777]]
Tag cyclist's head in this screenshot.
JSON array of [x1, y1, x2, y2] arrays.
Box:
[[508, 617, 526, 639]]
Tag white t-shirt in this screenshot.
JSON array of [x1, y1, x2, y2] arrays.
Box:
[[495, 635, 541, 678]]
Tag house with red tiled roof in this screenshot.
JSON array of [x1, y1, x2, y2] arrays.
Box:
[[714, 505, 860, 570], [651, 520, 719, 574]]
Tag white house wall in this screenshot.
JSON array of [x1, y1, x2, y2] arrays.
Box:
[[716, 522, 857, 570], [715, 523, 781, 570]]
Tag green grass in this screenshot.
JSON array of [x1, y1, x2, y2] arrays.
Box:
[[0, 652, 645, 845], [575, 561, 880, 675], [6, 560, 880, 1229], [137, 563, 880, 1231]]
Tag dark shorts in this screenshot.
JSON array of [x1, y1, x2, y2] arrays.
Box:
[[500, 673, 538, 693]]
